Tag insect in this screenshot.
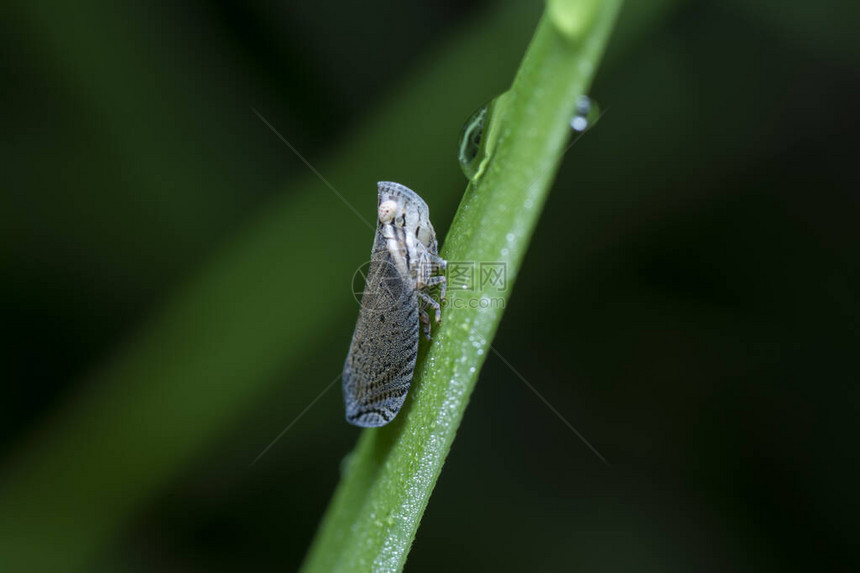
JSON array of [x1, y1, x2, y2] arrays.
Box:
[[342, 181, 447, 427]]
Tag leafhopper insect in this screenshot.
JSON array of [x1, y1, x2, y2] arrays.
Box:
[[342, 181, 447, 427]]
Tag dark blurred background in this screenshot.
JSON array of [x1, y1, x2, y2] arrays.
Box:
[[1, 0, 858, 571]]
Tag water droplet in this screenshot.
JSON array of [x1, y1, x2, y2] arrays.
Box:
[[571, 95, 601, 133], [458, 103, 487, 180], [459, 92, 598, 181], [457, 92, 511, 181]]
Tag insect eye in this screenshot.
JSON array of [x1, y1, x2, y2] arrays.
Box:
[[378, 200, 398, 223]]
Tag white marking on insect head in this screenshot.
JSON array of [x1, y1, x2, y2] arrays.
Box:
[[378, 200, 399, 224]]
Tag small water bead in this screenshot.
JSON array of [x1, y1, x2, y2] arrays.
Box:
[[571, 95, 601, 133], [457, 103, 487, 180], [457, 92, 511, 181], [459, 93, 600, 181]]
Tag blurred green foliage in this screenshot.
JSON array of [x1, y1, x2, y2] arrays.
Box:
[[1, 0, 858, 572]]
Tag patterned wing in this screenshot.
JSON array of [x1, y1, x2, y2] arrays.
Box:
[[342, 229, 419, 427]]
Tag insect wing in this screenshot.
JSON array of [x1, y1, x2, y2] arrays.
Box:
[[343, 230, 419, 427]]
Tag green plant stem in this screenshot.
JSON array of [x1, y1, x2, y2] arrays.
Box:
[[300, 2, 624, 571]]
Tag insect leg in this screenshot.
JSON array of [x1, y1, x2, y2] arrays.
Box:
[[419, 306, 432, 340], [428, 252, 447, 269], [425, 274, 447, 302], [417, 290, 442, 324], [427, 254, 447, 301]]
